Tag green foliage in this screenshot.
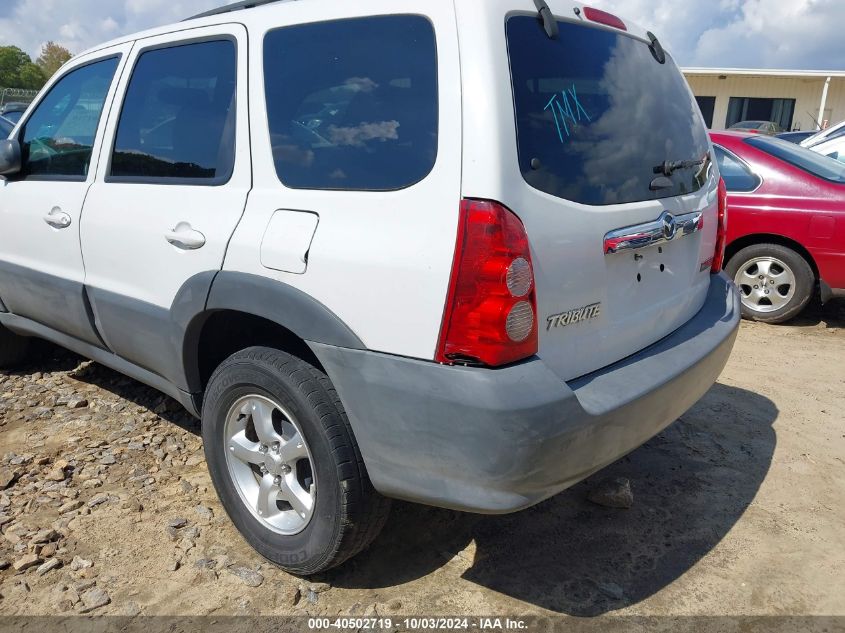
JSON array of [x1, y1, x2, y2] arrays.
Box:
[[0, 45, 47, 90], [36, 42, 73, 79]]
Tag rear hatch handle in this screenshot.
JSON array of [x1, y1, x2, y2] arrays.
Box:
[[604, 211, 703, 255]]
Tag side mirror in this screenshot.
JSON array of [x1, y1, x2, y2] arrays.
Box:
[[0, 139, 22, 176]]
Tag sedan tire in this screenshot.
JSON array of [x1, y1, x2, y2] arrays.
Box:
[[726, 243, 814, 324]]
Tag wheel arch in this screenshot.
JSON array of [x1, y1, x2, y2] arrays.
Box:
[[182, 272, 365, 399], [725, 233, 819, 279]]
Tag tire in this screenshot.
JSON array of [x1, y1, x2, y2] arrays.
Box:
[[0, 324, 30, 369], [725, 243, 814, 324], [202, 346, 391, 574]]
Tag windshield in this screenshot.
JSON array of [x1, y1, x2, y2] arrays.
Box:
[[746, 135, 845, 183], [506, 16, 710, 206]]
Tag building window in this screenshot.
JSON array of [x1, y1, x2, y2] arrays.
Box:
[[695, 96, 716, 128], [726, 97, 795, 131]]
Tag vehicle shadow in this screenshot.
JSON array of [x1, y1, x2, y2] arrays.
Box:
[[787, 297, 845, 329], [328, 383, 778, 616], [16, 341, 200, 435]]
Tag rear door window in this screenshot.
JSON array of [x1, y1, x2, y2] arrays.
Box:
[[263, 15, 438, 191], [109, 39, 237, 184], [507, 17, 710, 205]]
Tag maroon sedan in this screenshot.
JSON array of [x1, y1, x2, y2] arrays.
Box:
[[710, 131, 845, 323]]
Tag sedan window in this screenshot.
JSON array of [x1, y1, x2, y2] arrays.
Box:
[[713, 145, 761, 192]]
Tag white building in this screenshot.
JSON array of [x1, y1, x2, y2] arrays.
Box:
[[683, 68, 845, 132]]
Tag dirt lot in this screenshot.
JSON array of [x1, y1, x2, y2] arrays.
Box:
[[0, 300, 843, 620]]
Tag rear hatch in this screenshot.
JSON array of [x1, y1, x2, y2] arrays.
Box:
[[471, 5, 718, 381]]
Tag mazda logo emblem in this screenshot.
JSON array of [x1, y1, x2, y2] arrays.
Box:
[[662, 212, 677, 240]]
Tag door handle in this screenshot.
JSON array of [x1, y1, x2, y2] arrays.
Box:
[[165, 222, 206, 250], [43, 207, 72, 229]]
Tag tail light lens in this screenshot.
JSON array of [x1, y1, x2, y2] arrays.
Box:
[[712, 177, 729, 273], [436, 199, 538, 367]]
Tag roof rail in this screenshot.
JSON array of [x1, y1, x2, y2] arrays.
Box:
[[184, 0, 291, 22]]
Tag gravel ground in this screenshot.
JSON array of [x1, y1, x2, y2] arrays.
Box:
[[0, 300, 843, 619]]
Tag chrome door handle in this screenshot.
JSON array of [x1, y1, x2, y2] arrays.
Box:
[[43, 207, 72, 229], [165, 222, 206, 250]]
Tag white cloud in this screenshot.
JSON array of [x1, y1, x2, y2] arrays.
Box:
[[0, 0, 230, 59], [596, 0, 845, 69], [0, 0, 843, 70]]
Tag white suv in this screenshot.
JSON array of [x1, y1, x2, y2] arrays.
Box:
[[0, 0, 739, 573]]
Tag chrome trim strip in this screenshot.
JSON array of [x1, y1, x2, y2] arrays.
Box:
[[604, 211, 703, 255]]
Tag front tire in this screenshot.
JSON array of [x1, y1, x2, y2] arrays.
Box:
[[726, 243, 814, 324], [0, 325, 30, 369], [202, 346, 390, 574]]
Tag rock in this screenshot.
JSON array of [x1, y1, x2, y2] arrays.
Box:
[[194, 559, 215, 570], [13, 553, 43, 571], [308, 582, 332, 594], [88, 493, 110, 508], [597, 581, 625, 601], [122, 601, 142, 617], [121, 497, 143, 513], [166, 558, 181, 572], [587, 477, 634, 509], [226, 566, 264, 588], [67, 397, 89, 409], [99, 453, 117, 466], [0, 560, 9, 571], [36, 559, 62, 576], [167, 517, 188, 529], [70, 556, 93, 571], [281, 584, 301, 607], [59, 500, 85, 514], [40, 543, 58, 558], [45, 460, 69, 482], [0, 467, 20, 490], [31, 528, 59, 544], [179, 479, 195, 494], [194, 505, 213, 520], [82, 479, 103, 489], [79, 586, 110, 612]]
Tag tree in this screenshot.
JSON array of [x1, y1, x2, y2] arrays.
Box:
[[36, 42, 72, 79], [0, 45, 46, 90]]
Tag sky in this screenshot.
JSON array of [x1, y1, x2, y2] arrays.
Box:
[[1, 0, 844, 70]]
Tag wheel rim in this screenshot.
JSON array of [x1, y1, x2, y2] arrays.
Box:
[[224, 394, 316, 535], [733, 255, 796, 314]]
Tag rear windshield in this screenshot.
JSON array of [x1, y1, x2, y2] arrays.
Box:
[[506, 16, 710, 206], [746, 136, 845, 183]]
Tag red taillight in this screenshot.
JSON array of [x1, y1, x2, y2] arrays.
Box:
[[583, 7, 627, 31], [712, 177, 729, 273], [436, 200, 538, 367]]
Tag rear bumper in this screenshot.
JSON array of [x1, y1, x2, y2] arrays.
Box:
[[311, 272, 741, 513]]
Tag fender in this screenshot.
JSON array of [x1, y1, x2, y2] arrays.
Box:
[[180, 271, 365, 391]]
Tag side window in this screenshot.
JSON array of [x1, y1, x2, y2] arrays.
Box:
[[110, 40, 236, 184], [714, 146, 761, 192], [263, 15, 438, 191], [20, 57, 119, 179]]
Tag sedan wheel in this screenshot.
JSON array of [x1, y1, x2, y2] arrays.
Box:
[[733, 256, 795, 314], [725, 243, 814, 324]]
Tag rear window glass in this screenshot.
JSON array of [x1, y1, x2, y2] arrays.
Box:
[[507, 17, 711, 206], [263, 15, 438, 191], [746, 136, 845, 183]]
